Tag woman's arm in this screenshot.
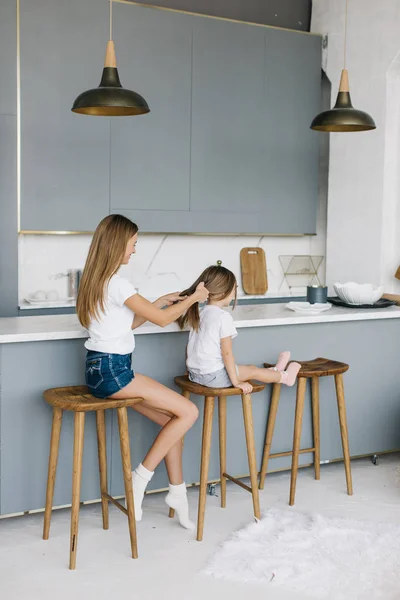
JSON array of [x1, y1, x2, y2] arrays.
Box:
[[131, 292, 186, 330], [126, 283, 208, 328]]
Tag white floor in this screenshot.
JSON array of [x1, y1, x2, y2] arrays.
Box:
[[1, 455, 399, 600]]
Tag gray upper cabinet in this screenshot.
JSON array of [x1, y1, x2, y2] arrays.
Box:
[[20, 0, 111, 231], [110, 5, 192, 214], [262, 29, 321, 234], [190, 19, 321, 234], [0, 0, 17, 115], [190, 18, 266, 217], [114, 6, 321, 234], [19, 1, 321, 234]]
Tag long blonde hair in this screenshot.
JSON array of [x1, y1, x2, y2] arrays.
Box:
[[177, 265, 237, 332], [77, 214, 138, 329]]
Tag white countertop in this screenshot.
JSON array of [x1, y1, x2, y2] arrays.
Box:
[[2, 303, 400, 344]]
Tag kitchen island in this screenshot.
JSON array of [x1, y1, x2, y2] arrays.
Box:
[[1, 303, 400, 517]]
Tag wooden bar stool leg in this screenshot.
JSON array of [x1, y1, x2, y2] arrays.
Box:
[[289, 378, 307, 506], [43, 407, 63, 540], [169, 390, 190, 519], [259, 384, 281, 490], [117, 407, 138, 559], [197, 396, 215, 542], [69, 411, 85, 570], [96, 410, 109, 530], [311, 377, 321, 481], [334, 374, 353, 496], [218, 396, 227, 508], [241, 394, 261, 520]]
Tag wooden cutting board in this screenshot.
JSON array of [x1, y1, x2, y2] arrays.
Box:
[[240, 247, 268, 295]]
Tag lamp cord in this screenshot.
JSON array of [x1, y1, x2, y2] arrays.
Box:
[[343, 0, 348, 69], [110, 0, 113, 41]]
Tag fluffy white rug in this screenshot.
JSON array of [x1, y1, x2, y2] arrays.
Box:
[[203, 508, 400, 599]]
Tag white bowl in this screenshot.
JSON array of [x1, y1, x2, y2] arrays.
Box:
[[333, 282, 384, 305]]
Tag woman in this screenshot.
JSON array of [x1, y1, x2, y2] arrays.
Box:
[[77, 214, 209, 529]]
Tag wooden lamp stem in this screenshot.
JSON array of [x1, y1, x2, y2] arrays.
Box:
[[339, 69, 350, 93], [104, 40, 117, 68]]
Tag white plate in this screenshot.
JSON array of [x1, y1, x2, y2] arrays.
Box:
[[286, 302, 332, 314], [25, 296, 74, 305]]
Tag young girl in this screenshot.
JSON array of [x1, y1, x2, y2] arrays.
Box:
[[77, 214, 209, 529], [178, 265, 301, 392]]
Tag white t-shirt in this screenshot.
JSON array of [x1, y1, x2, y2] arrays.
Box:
[[85, 274, 137, 355], [186, 305, 238, 375]]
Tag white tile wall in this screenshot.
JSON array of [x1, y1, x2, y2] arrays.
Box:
[[18, 230, 326, 305]]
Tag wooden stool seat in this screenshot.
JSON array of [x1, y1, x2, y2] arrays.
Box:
[[43, 385, 143, 412], [174, 375, 265, 541], [43, 385, 142, 569], [264, 357, 349, 378], [174, 375, 265, 397], [260, 357, 353, 506]]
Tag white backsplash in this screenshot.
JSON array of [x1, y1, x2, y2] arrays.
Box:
[[18, 232, 326, 305]]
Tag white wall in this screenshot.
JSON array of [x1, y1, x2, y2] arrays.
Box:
[[312, 0, 400, 293], [18, 228, 326, 304]]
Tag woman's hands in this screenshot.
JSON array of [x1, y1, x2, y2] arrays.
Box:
[[155, 282, 208, 309], [194, 281, 209, 303], [155, 292, 187, 308], [127, 281, 209, 329]]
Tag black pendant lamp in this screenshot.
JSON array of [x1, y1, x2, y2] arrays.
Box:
[[310, 0, 375, 132], [71, 1, 150, 116]]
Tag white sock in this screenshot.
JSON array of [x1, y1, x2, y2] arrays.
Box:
[[131, 463, 154, 521], [165, 483, 195, 530]]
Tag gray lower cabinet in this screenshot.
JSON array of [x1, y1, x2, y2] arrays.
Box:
[[19, 0, 111, 232], [0, 340, 113, 515], [2, 318, 400, 517]]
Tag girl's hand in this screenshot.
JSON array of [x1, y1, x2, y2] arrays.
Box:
[[236, 381, 253, 394], [194, 281, 209, 302], [159, 292, 187, 307]]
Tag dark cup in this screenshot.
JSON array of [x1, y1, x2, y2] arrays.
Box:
[[307, 285, 328, 304]]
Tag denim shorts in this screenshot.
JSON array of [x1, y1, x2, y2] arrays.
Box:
[[188, 366, 238, 389], [85, 351, 135, 399]]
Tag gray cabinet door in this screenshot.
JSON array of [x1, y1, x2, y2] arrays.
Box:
[[0, 0, 17, 116], [110, 4, 192, 214], [190, 20, 321, 234], [0, 340, 112, 516], [262, 29, 321, 234], [20, 0, 110, 232], [191, 18, 266, 217]]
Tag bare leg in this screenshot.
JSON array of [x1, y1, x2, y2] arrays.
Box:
[[110, 373, 198, 472], [132, 402, 183, 485], [238, 365, 282, 384], [238, 364, 300, 386]]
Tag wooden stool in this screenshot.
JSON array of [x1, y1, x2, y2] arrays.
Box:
[[174, 376, 266, 541], [259, 358, 353, 505], [42, 385, 142, 570]]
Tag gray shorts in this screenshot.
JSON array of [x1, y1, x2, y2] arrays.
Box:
[[188, 366, 238, 389]]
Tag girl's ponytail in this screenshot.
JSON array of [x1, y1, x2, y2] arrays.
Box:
[[177, 265, 237, 332]]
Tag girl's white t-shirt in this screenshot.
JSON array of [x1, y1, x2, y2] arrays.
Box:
[[85, 274, 137, 355], [186, 305, 237, 375]]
